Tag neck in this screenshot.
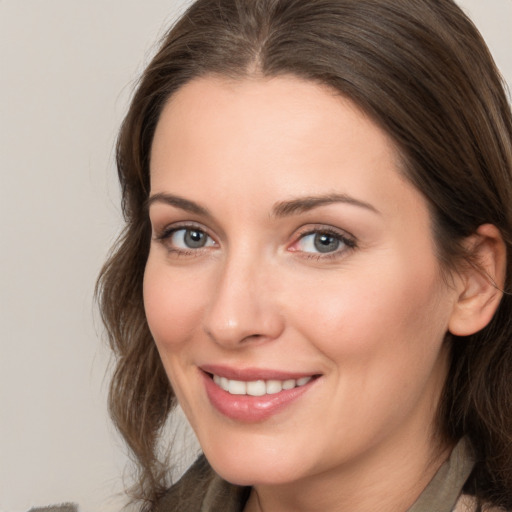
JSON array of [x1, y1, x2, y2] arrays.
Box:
[[244, 430, 452, 512]]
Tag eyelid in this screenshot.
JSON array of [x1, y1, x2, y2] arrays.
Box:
[[288, 224, 357, 257], [153, 220, 214, 241], [293, 224, 356, 242], [153, 221, 219, 256]]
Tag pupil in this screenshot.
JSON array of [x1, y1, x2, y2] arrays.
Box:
[[185, 229, 206, 248], [314, 233, 339, 253]]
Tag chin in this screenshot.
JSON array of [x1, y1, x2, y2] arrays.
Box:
[[213, 462, 299, 487], [201, 441, 313, 487]]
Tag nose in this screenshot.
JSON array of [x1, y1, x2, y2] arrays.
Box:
[[202, 253, 285, 348]]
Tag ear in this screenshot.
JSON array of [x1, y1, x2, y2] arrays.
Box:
[[448, 224, 507, 337]]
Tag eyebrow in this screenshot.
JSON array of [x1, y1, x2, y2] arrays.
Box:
[[271, 193, 380, 217], [146, 192, 379, 218], [146, 193, 211, 217]]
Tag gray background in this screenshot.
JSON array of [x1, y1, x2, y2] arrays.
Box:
[[1, 1, 511, 510]]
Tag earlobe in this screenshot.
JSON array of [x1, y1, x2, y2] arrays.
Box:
[[448, 224, 507, 337]]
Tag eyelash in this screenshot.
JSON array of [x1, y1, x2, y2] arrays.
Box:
[[153, 223, 357, 260], [289, 226, 357, 260], [154, 223, 217, 257]]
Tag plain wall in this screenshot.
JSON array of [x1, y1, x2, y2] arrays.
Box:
[[1, 1, 511, 511]]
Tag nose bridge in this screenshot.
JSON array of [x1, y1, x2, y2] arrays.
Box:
[[202, 245, 283, 347]]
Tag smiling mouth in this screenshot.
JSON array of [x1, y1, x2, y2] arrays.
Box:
[[202, 369, 321, 421], [209, 373, 317, 396]]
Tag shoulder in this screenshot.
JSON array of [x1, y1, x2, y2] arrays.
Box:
[[155, 455, 214, 512], [155, 455, 249, 512]]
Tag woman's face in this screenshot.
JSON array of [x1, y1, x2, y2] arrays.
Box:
[[144, 76, 460, 488]]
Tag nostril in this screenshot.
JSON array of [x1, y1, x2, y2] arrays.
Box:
[[241, 333, 265, 343]]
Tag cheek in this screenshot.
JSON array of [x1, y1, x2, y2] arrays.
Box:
[[143, 257, 210, 423], [284, 261, 452, 443], [143, 257, 206, 351], [287, 255, 450, 368]]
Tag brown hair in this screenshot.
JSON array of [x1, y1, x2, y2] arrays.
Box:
[[97, 0, 512, 508]]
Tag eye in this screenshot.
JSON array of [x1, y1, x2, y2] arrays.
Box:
[[299, 232, 341, 253], [290, 228, 356, 257], [158, 226, 217, 251], [170, 228, 215, 249]]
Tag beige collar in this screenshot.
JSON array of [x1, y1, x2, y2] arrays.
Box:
[[407, 438, 474, 512]]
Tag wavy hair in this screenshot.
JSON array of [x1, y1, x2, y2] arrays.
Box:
[[97, 0, 512, 508]]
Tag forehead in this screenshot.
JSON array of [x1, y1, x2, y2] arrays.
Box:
[[150, 75, 423, 224]]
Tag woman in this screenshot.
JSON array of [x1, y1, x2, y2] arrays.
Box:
[[97, 0, 512, 510]]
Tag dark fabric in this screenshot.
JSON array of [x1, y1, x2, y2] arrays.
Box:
[[155, 456, 249, 512], [28, 504, 78, 512], [156, 438, 474, 512]]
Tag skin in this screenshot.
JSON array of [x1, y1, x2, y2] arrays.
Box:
[[144, 75, 466, 512]]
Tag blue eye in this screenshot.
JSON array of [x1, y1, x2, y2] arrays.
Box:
[[295, 230, 354, 255], [167, 228, 216, 250]]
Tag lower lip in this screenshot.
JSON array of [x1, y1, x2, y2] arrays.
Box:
[[202, 371, 317, 422]]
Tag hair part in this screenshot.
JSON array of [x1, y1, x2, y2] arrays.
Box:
[[96, 0, 512, 508]]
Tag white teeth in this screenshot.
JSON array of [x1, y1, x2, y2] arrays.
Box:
[[266, 380, 283, 394], [220, 376, 230, 392], [212, 375, 314, 395], [282, 379, 296, 390], [228, 380, 247, 395], [297, 376, 312, 386], [247, 380, 266, 396]]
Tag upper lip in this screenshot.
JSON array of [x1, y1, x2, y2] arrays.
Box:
[[200, 364, 319, 381]]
